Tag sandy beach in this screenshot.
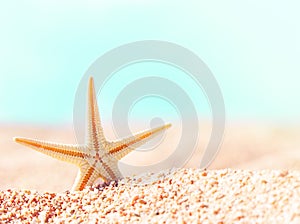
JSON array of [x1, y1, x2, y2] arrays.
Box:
[[1, 122, 300, 222], [1, 169, 300, 223]]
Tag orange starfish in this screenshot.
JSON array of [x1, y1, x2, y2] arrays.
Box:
[[14, 77, 171, 191]]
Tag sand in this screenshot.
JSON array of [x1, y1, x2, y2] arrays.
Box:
[[1, 122, 300, 222], [1, 168, 300, 223]]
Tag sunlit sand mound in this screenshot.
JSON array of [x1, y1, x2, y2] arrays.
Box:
[[1, 168, 300, 223]]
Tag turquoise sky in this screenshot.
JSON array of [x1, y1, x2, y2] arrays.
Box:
[[1, 1, 300, 124]]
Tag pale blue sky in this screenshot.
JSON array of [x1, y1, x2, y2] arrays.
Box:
[[1, 0, 300, 124]]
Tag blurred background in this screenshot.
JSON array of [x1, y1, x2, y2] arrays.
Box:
[[1, 0, 300, 192]]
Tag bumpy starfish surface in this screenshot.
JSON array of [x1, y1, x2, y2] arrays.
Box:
[[14, 77, 171, 191]]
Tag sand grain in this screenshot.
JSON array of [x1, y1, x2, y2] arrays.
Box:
[[1, 169, 300, 223]]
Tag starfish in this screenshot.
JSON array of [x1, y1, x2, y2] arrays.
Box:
[[14, 77, 171, 191]]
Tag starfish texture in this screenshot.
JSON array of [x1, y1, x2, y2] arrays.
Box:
[[14, 77, 171, 191]]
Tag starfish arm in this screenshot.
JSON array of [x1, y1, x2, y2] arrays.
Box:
[[71, 162, 104, 191], [86, 77, 108, 151], [109, 123, 171, 160], [14, 137, 86, 166]]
